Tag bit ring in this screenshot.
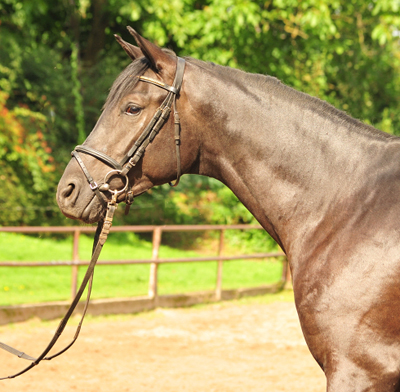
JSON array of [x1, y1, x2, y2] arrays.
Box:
[[102, 170, 129, 195]]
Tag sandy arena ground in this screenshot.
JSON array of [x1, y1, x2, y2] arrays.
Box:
[[0, 297, 325, 392]]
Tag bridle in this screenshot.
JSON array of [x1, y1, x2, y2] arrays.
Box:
[[0, 57, 186, 380], [72, 56, 186, 211]]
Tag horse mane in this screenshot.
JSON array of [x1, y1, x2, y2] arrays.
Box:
[[105, 53, 393, 141], [186, 57, 395, 141]]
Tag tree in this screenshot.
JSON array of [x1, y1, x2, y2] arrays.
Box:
[[1, 0, 400, 228], [121, 0, 400, 133], [0, 91, 56, 225]]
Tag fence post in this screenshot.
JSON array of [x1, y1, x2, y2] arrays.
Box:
[[149, 227, 162, 304], [215, 229, 225, 301], [71, 229, 80, 300], [281, 257, 292, 289]]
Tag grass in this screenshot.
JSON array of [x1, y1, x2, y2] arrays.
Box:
[[0, 231, 283, 306]]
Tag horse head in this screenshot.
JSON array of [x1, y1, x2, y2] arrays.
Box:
[[57, 28, 201, 223]]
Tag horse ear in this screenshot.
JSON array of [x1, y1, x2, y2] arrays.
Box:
[[127, 26, 175, 73], [114, 34, 143, 60]]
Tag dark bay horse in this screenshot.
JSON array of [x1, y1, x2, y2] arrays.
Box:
[[57, 28, 400, 391]]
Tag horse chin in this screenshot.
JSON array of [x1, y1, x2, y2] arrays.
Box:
[[80, 196, 106, 224]]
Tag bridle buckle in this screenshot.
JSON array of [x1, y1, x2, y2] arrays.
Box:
[[90, 182, 99, 190]]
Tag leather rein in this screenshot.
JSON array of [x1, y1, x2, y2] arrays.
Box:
[[0, 57, 186, 380]]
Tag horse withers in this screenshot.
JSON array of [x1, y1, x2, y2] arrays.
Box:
[[57, 28, 400, 391]]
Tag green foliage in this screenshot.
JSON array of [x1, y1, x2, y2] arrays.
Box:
[[1, 0, 400, 233], [0, 92, 57, 225], [71, 43, 86, 145], [132, 0, 400, 131]]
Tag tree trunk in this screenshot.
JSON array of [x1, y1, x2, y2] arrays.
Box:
[[83, 0, 108, 67]]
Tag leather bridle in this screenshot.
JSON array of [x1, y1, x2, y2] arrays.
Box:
[[0, 57, 186, 380], [72, 56, 186, 211]]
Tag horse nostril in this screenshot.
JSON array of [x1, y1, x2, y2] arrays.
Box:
[[63, 183, 75, 198]]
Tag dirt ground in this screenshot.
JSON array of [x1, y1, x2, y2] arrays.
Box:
[[0, 297, 325, 392]]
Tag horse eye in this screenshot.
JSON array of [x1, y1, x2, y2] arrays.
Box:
[[125, 105, 141, 116]]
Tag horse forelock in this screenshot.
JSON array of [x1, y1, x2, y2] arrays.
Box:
[[102, 57, 150, 111], [103, 48, 178, 112]]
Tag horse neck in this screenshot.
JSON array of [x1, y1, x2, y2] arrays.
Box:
[[184, 60, 397, 255]]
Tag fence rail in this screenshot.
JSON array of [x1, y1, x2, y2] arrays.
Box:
[[0, 225, 288, 303]]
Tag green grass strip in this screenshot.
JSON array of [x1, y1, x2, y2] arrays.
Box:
[[0, 232, 283, 306]]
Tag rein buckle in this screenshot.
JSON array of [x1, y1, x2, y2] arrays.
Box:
[[124, 191, 134, 215]]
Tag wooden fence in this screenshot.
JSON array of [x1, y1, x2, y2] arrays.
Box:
[[0, 225, 288, 304]]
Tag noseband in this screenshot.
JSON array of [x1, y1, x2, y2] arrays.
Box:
[[72, 56, 186, 212], [0, 57, 186, 380]]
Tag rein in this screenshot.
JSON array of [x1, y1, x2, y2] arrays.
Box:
[[0, 206, 115, 380], [0, 57, 186, 380]]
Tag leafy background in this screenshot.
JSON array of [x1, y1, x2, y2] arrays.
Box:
[[1, 0, 400, 249]]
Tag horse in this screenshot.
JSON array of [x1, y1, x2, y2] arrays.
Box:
[[57, 28, 400, 391]]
